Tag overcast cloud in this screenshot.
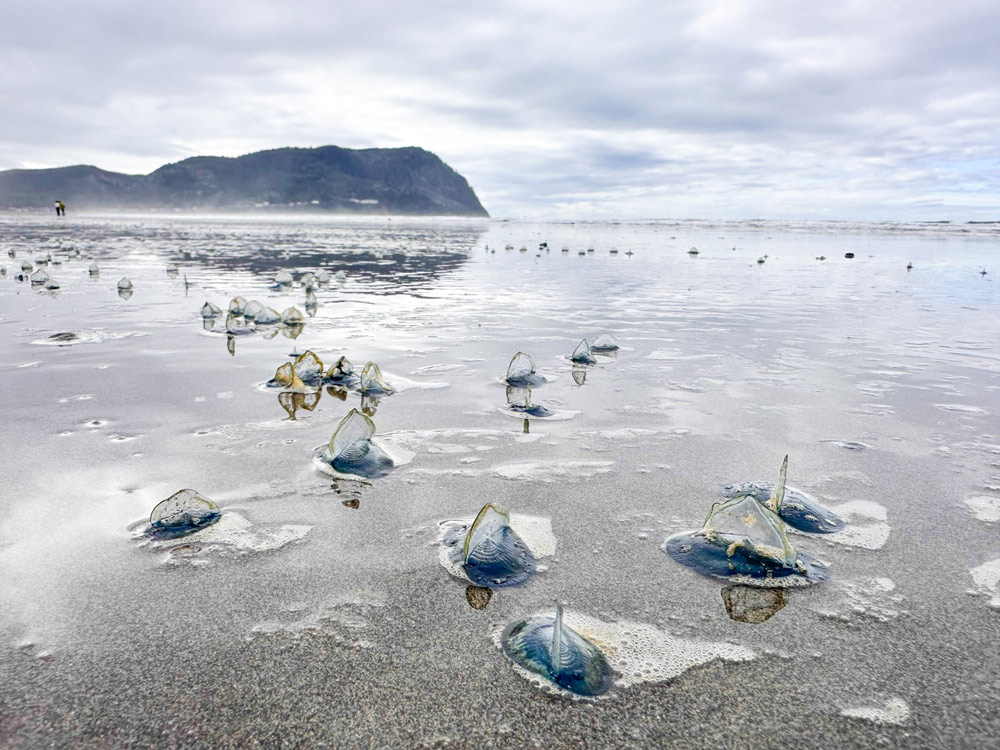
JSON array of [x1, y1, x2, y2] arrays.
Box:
[[2, 0, 997, 219]]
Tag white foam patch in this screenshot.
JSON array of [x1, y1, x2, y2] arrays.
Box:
[[817, 501, 891, 550], [934, 403, 988, 415], [410, 363, 464, 374], [970, 559, 1000, 610], [133, 512, 311, 562], [841, 697, 911, 725], [436, 514, 557, 583], [492, 461, 615, 482], [964, 496, 1000, 522], [493, 610, 754, 698], [816, 578, 904, 623], [576, 428, 659, 440], [382, 372, 449, 391], [384, 428, 507, 454]]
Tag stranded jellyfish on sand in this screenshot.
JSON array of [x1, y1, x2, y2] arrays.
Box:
[[590, 333, 620, 352], [721, 456, 845, 534], [325, 355, 358, 387], [570, 339, 597, 365], [314, 408, 393, 479], [501, 602, 614, 696], [664, 467, 829, 587], [201, 301, 222, 318], [149, 489, 221, 535], [504, 352, 551, 387], [453, 503, 537, 588], [359, 361, 395, 397]]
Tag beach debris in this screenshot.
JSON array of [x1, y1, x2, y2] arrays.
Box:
[[201, 301, 222, 318], [44, 278, 60, 290], [501, 602, 613, 697], [907, 262, 913, 271], [505, 386, 554, 418], [625, 250, 634, 257], [721, 585, 786, 624], [519, 246, 527, 253], [359, 361, 394, 396], [88, 262, 100, 276], [21, 260, 32, 272], [117, 277, 132, 291], [570, 339, 597, 365], [149, 489, 221, 532], [29, 269, 49, 286], [466, 585, 493, 610], [315, 408, 394, 478], [721, 456, 845, 534], [609, 248, 618, 255], [757, 256, 766, 264], [505, 352, 549, 388], [460, 503, 538, 588], [590, 333, 620, 352], [561, 246, 569, 253], [845, 252, 855, 259], [664, 475, 829, 587]]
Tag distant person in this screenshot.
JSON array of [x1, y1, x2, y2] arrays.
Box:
[[54, 200, 66, 216]]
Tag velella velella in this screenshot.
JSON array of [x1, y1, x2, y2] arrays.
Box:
[[505, 386, 554, 418], [225, 312, 253, 335], [359, 361, 394, 396], [229, 296, 247, 315], [243, 300, 264, 320], [455, 503, 537, 588], [30, 269, 49, 286], [314, 408, 393, 478], [590, 333, 620, 352], [274, 269, 294, 285], [281, 306, 304, 324], [291, 350, 324, 386], [269, 362, 311, 392], [570, 339, 597, 365], [315, 269, 331, 283], [117, 277, 132, 290], [664, 492, 828, 587], [254, 306, 281, 326], [201, 301, 222, 318], [721, 456, 845, 534], [149, 489, 221, 534], [501, 603, 613, 697], [505, 352, 549, 387], [325, 355, 358, 386]]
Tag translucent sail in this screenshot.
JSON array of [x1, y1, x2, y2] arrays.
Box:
[[243, 300, 264, 320], [281, 307, 304, 324], [293, 350, 323, 384], [274, 270, 293, 285], [506, 386, 531, 409], [463, 503, 512, 564], [360, 361, 394, 395], [549, 602, 566, 671], [506, 352, 535, 383], [315, 269, 331, 283], [149, 489, 220, 530], [329, 409, 376, 462], [590, 333, 620, 351], [326, 355, 354, 380], [229, 296, 247, 314], [30, 269, 49, 285], [703, 495, 796, 567], [571, 339, 596, 364], [272, 362, 308, 391], [117, 277, 132, 290], [768, 455, 789, 512], [201, 301, 221, 318], [254, 306, 281, 325], [88, 263, 100, 275]]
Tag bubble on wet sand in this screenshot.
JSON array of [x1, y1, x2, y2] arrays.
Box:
[[840, 697, 911, 726]]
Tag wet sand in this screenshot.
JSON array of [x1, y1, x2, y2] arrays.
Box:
[[1, 214, 999, 748]]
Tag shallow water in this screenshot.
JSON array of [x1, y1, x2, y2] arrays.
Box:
[[1, 213, 999, 748]]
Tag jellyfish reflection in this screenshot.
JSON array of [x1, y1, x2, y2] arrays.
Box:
[[279, 390, 321, 420]]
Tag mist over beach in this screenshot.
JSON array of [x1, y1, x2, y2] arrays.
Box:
[[1, 2, 999, 749]]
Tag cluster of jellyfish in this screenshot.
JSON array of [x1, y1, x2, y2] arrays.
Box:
[[487, 241, 632, 258], [501, 334, 620, 427], [3, 245, 99, 293]]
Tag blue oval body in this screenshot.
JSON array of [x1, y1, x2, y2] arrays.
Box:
[[315, 443, 394, 479], [501, 612, 613, 696], [664, 531, 829, 587], [464, 527, 536, 588]]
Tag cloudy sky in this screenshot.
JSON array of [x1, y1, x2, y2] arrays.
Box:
[[2, 1, 997, 219]]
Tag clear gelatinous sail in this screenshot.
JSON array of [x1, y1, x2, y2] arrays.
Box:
[[703, 495, 796, 567], [117, 277, 132, 290], [590, 333, 620, 351], [293, 350, 323, 384], [463, 503, 512, 564], [360, 361, 394, 395], [229, 296, 247, 314], [570, 339, 596, 365], [201, 301, 222, 318], [254, 306, 281, 325], [149, 489, 221, 530], [281, 307, 304, 324], [506, 352, 536, 385], [329, 408, 376, 462], [242, 300, 264, 320], [326, 355, 354, 380], [274, 270, 294, 285]]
